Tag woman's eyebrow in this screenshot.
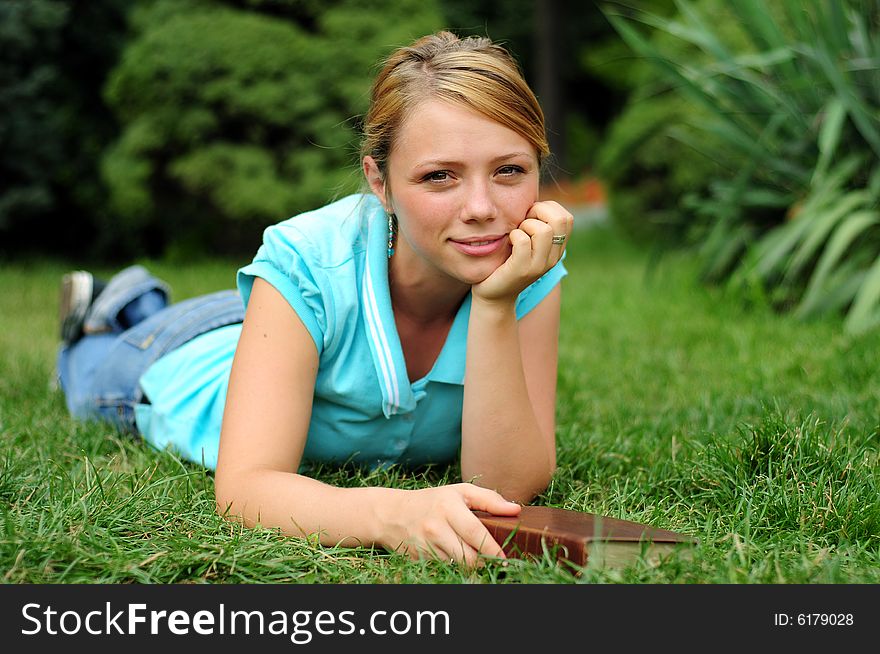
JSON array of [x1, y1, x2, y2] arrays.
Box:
[[413, 159, 463, 169], [490, 151, 534, 163], [413, 152, 535, 169]]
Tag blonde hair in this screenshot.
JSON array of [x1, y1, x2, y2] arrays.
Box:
[[361, 31, 549, 178]]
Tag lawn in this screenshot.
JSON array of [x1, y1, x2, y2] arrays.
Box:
[[1, 225, 878, 583]]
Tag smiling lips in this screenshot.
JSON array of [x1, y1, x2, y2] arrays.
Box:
[[448, 235, 508, 256]]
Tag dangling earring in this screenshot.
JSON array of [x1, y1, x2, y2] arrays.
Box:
[[387, 213, 397, 259]]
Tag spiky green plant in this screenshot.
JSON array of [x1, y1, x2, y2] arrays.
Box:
[[605, 0, 880, 332]]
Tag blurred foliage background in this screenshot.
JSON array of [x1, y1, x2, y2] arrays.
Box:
[[1, 0, 878, 330], [0, 0, 634, 260]]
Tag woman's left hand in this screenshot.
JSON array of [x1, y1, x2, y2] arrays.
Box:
[[472, 200, 573, 304]]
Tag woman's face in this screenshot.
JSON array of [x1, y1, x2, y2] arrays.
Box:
[[365, 99, 540, 288]]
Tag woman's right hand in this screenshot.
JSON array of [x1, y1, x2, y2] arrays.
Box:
[[375, 484, 521, 566]]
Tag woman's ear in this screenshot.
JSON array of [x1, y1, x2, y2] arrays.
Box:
[[362, 156, 391, 212]]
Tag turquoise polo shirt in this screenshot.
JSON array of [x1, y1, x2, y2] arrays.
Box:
[[135, 193, 567, 470]]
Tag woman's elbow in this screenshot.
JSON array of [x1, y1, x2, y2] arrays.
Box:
[[512, 464, 556, 504], [213, 467, 245, 523]]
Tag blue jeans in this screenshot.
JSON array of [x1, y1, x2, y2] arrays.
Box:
[[56, 266, 245, 433]]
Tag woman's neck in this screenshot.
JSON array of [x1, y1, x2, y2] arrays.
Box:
[[388, 253, 469, 325]]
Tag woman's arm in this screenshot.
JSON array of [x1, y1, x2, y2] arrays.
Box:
[[215, 277, 519, 564], [461, 285, 560, 503], [461, 201, 571, 503]]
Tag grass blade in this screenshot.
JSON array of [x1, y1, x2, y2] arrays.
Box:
[[673, 0, 733, 61], [797, 210, 880, 317], [730, 0, 787, 50], [604, 11, 757, 143], [802, 43, 880, 157], [785, 189, 871, 280], [813, 97, 847, 183], [845, 249, 880, 333]]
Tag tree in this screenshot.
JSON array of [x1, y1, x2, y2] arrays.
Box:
[[101, 0, 444, 257]]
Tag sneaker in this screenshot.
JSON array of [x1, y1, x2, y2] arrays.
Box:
[[59, 270, 96, 344]]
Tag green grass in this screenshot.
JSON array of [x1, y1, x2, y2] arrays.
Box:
[[1, 227, 878, 583]]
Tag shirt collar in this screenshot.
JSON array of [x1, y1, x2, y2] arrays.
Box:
[[360, 195, 470, 417], [361, 196, 416, 417], [423, 294, 468, 385]]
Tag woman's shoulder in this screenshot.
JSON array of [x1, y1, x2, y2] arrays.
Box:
[[237, 193, 382, 345], [260, 193, 380, 269]]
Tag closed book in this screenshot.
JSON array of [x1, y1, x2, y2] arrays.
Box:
[[473, 505, 697, 570]]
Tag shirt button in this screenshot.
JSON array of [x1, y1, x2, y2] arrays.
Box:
[[394, 438, 407, 450]]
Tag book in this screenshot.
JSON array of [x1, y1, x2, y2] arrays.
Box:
[[473, 505, 697, 571]]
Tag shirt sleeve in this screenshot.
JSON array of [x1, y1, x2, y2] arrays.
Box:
[[237, 222, 327, 354], [514, 251, 568, 319]]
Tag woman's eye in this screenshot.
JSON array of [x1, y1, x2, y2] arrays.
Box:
[[423, 170, 450, 183], [497, 165, 524, 176]]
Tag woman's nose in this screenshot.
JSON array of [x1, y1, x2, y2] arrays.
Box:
[[462, 179, 497, 222]]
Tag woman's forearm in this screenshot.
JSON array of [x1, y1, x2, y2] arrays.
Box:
[[460, 297, 555, 502], [215, 470, 391, 548], [214, 469, 522, 563]]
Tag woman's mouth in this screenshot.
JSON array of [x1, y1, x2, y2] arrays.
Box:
[[448, 235, 507, 256]]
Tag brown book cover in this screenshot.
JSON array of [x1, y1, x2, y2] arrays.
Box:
[[473, 505, 697, 570]]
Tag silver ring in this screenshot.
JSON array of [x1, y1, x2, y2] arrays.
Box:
[[552, 234, 567, 245]]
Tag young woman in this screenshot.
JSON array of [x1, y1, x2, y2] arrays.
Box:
[[56, 31, 572, 567]]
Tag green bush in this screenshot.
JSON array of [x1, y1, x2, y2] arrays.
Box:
[[594, 0, 750, 245], [606, 0, 880, 333], [595, 92, 722, 245], [102, 0, 442, 257]]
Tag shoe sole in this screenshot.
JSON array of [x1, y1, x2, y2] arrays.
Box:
[[60, 271, 94, 343]]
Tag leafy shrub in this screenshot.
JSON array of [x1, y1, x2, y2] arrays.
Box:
[[595, 92, 723, 245], [593, 0, 754, 245], [606, 0, 880, 332], [102, 0, 442, 257]]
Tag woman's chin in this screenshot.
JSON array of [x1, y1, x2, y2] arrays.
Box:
[[455, 261, 504, 287]]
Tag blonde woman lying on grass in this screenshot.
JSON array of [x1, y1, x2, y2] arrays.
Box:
[[56, 31, 572, 566]]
